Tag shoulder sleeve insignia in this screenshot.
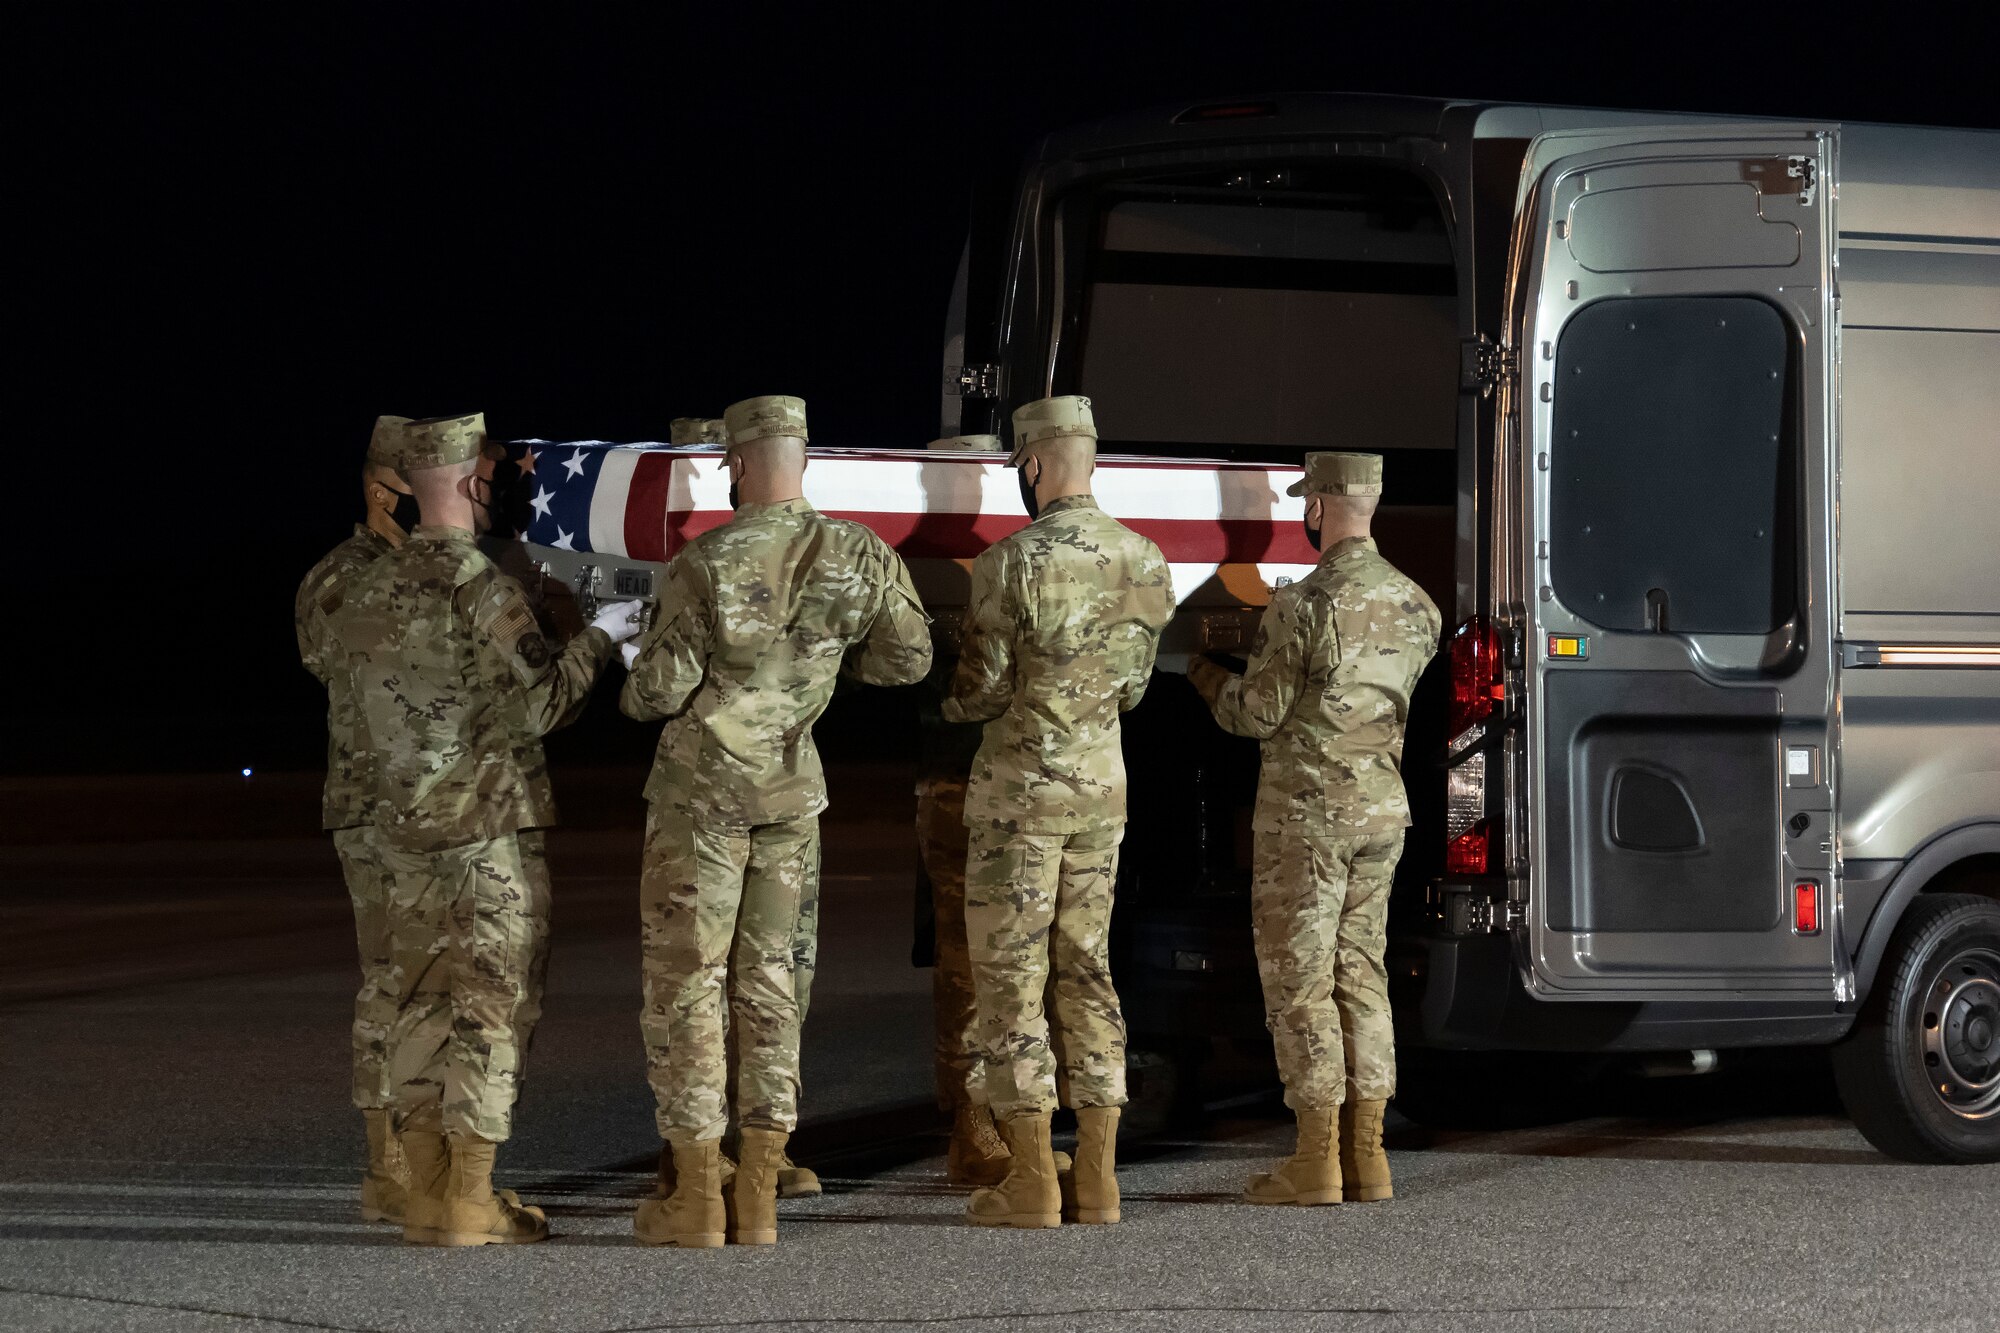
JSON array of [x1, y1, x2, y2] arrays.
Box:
[[486, 588, 547, 668], [315, 571, 345, 618]]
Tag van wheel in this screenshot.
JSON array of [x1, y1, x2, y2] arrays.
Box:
[[1832, 893, 2000, 1164]]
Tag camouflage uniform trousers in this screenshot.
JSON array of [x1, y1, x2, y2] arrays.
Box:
[[1250, 829, 1405, 1110], [963, 821, 1127, 1118], [640, 805, 818, 1142], [332, 826, 400, 1110], [721, 838, 818, 1146], [380, 831, 552, 1141], [917, 776, 980, 1110]]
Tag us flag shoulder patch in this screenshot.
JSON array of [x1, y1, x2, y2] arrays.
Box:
[[315, 572, 345, 617]]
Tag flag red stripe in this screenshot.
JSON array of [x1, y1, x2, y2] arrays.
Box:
[[624, 453, 675, 562], [658, 508, 1313, 563]]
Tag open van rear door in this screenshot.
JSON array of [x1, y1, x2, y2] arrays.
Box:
[[1507, 125, 1848, 1001]]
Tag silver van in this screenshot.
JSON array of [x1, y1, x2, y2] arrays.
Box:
[[938, 95, 2000, 1163]]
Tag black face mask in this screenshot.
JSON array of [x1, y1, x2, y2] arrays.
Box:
[[1017, 469, 1040, 521], [728, 482, 741, 511], [1304, 517, 1322, 552], [389, 490, 423, 535]]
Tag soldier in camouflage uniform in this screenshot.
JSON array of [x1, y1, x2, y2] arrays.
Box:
[[669, 417, 728, 447], [293, 413, 414, 1224], [914, 432, 1014, 1188], [622, 395, 932, 1248], [943, 396, 1175, 1229], [1188, 451, 1441, 1206], [658, 413, 826, 1201], [338, 412, 644, 1247]]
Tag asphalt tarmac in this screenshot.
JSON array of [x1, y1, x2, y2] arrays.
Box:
[[2, 767, 1994, 1333]]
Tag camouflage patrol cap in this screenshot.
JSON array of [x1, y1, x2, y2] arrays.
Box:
[[1286, 451, 1384, 497], [670, 417, 727, 446], [1007, 395, 1096, 465], [723, 395, 808, 449], [394, 412, 488, 471], [926, 434, 1001, 451], [364, 414, 413, 467]]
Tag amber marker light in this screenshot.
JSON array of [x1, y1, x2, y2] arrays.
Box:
[[1875, 645, 2000, 667]]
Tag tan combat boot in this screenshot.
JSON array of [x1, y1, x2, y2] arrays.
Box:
[[966, 1112, 1061, 1229], [729, 1127, 788, 1246], [360, 1108, 409, 1224], [1060, 1106, 1121, 1224], [946, 1102, 1011, 1189], [1340, 1099, 1393, 1202], [635, 1139, 725, 1247], [1244, 1106, 1342, 1206], [652, 1140, 738, 1198], [398, 1113, 450, 1244], [776, 1152, 821, 1199], [429, 1136, 548, 1246]]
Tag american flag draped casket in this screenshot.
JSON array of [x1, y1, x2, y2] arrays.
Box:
[[502, 441, 1319, 652]]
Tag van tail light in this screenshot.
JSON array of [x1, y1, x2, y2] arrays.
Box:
[[1794, 880, 1821, 935], [1447, 820, 1495, 877], [1445, 750, 1486, 847], [1445, 617, 1504, 876], [1449, 617, 1505, 737]]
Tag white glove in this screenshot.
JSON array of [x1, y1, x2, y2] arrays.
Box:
[[590, 599, 646, 645], [620, 641, 641, 671]]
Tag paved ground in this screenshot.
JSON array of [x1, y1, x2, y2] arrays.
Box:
[[2, 767, 1994, 1333]]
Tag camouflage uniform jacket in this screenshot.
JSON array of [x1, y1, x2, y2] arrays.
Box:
[[1205, 536, 1440, 834], [339, 525, 615, 853], [295, 525, 392, 831], [942, 494, 1175, 833], [620, 497, 933, 828]]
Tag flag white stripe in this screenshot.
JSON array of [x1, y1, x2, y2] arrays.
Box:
[[648, 454, 1306, 524], [589, 452, 641, 556]]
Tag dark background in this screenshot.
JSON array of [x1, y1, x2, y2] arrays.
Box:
[[13, 4, 1997, 775]]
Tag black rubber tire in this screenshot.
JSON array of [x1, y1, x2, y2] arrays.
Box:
[[1831, 893, 2000, 1164]]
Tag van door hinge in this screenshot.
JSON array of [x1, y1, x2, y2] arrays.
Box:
[[945, 364, 1000, 399], [1786, 155, 1817, 207], [1460, 334, 1517, 398], [1433, 884, 1524, 935]]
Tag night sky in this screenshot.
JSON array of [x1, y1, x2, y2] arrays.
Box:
[[14, 6, 1996, 774]]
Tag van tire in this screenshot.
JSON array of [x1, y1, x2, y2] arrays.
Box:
[[1831, 893, 2000, 1164]]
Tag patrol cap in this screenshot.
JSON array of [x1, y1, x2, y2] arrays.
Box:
[[1286, 451, 1384, 498], [723, 395, 808, 449], [364, 414, 413, 467], [925, 434, 1001, 452], [670, 417, 727, 447], [1007, 395, 1096, 465], [394, 412, 488, 472]]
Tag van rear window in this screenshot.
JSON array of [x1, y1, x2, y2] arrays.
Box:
[[1059, 162, 1457, 502], [1548, 296, 1798, 636]]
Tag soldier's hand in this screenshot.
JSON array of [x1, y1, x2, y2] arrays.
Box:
[[619, 641, 641, 671], [590, 599, 647, 645], [1187, 654, 1228, 704]]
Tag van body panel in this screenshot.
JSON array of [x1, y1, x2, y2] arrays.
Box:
[[1507, 126, 1845, 1001], [1840, 677, 2000, 862]]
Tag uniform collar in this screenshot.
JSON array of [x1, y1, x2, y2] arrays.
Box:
[[1037, 493, 1099, 520], [1319, 535, 1377, 565], [732, 497, 816, 519], [410, 523, 479, 545]]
